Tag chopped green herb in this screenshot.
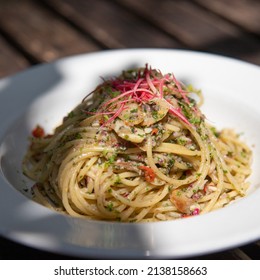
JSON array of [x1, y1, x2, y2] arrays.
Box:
[[130, 108, 138, 113], [108, 153, 117, 164], [210, 126, 220, 138], [124, 154, 130, 161], [177, 138, 187, 145], [111, 90, 120, 97], [190, 117, 201, 125], [176, 191, 182, 197], [227, 151, 233, 157], [106, 202, 114, 212], [103, 114, 109, 121], [68, 111, 75, 118], [74, 133, 82, 140], [151, 110, 158, 119], [114, 175, 121, 184], [241, 150, 247, 158]]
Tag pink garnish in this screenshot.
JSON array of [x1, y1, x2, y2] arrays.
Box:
[[102, 103, 126, 126], [84, 65, 194, 126], [171, 73, 190, 104], [169, 107, 190, 126], [192, 208, 200, 215], [145, 70, 158, 94]]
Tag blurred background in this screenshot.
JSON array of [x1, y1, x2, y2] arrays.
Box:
[[0, 0, 259, 259], [0, 0, 259, 78]]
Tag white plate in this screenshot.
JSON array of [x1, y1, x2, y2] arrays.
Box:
[[0, 49, 260, 259]]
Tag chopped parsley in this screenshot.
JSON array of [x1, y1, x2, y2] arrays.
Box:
[[210, 126, 219, 137], [68, 111, 75, 118], [108, 153, 117, 164], [114, 175, 121, 185], [177, 138, 187, 145], [106, 202, 114, 212], [151, 110, 158, 120], [130, 108, 138, 113]]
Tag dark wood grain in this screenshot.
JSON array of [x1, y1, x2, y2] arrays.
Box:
[[195, 0, 260, 35], [44, 0, 181, 48], [0, 235, 255, 260], [0, 0, 100, 63], [0, 34, 30, 78], [117, 0, 238, 47], [117, 0, 260, 64]]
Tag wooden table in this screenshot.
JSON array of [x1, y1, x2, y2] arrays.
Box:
[[0, 0, 259, 259]]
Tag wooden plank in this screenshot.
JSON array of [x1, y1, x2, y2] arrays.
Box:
[[44, 0, 181, 48], [0, 0, 100, 63], [194, 0, 260, 36], [118, 0, 240, 48], [0, 34, 30, 78], [0, 234, 253, 260], [118, 0, 260, 64], [194, 248, 251, 260], [0, 236, 73, 260], [239, 242, 260, 259]]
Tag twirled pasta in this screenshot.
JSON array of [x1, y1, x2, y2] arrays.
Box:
[[23, 66, 252, 222]]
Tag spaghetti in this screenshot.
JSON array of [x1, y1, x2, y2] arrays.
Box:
[[23, 66, 252, 222]]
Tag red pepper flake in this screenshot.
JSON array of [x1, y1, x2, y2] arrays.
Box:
[[122, 192, 129, 197], [151, 128, 158, 135], [32, 125, 45, 138], [139, 165, 155, 182]]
